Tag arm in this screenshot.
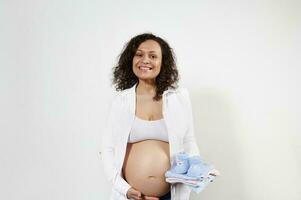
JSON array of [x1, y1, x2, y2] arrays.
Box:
[[100, 95, 131, 198], [182, 88, 201, 156]]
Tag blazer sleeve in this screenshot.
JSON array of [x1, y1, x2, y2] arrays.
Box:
[[100, 95, 131, 198], [182, 88, 201, 156]]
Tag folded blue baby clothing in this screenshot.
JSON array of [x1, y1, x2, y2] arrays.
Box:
[[165, 152, 218, 193]]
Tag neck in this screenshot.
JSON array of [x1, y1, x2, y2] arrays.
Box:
[[136, 79, 156, 96]]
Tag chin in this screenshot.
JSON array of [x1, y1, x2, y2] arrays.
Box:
[[134, 73, 157, 80]]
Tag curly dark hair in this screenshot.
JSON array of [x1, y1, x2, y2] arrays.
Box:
[[112, 33, 179, 101]]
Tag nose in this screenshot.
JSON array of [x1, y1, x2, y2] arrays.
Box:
[[141, 55, 150, 64]]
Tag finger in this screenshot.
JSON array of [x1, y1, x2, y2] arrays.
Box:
[[133, 196, 142, 200], [135, 191, 142, 200], [129, 189, 141, 200], [144, 196, 159, 200]]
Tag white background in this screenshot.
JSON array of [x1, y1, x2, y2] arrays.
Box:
[[0, 0, 300, 199]]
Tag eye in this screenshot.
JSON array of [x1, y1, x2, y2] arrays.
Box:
[[150, 55, 157, 59], [135, 53, 142, 57]]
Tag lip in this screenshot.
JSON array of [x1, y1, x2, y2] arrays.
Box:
[[138, 65, 153, 70]]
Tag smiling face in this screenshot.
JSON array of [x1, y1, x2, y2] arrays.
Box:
[[132, 40, 162, 83]]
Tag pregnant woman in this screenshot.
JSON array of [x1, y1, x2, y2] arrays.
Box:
[[101, 33, 201, 200]]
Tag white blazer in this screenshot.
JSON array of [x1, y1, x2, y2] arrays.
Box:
[[100, 83, 200, 200]]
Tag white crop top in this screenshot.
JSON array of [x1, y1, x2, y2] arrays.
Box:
[[127, 116, 169, 143]]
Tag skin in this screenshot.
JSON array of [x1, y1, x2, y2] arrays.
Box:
[[133, 39, 163, 121], [126, 39, 164, 200], [132, 39, 162, 88]]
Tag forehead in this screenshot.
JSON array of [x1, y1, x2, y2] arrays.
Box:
[[137, 40, 161, 53]]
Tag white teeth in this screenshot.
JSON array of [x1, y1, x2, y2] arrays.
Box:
[[139, 66, 152, 70]]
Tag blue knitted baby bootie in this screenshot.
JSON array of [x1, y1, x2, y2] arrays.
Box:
[[186, 155, 213, 178], [170, 152, 190, 174]]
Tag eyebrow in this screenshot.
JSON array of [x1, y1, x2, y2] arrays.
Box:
[[136, 49, 158, 53]]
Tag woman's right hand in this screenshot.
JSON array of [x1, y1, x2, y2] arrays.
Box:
[[126, 187, 143, 200], [126, 187, 159, 200]]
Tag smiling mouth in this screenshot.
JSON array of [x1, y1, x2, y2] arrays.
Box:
[[139, 66, 153, 70]]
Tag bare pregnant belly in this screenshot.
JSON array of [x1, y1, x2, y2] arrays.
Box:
[[122, 140, 171, 197]]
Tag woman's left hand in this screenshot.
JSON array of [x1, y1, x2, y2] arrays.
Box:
[[143, 196, 159, 200]]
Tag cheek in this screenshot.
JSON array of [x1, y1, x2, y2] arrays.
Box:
[[132, 59, 139, 70], [132, 58, 137, 65], [156, 61, 162, 70]]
